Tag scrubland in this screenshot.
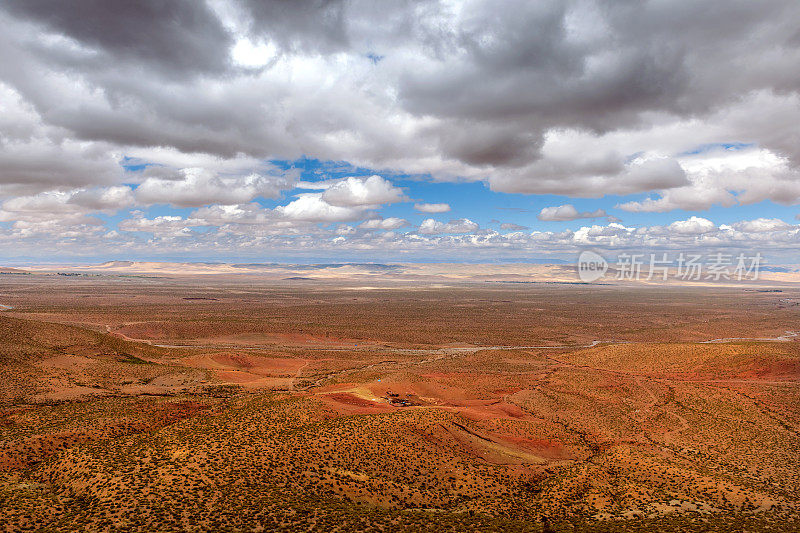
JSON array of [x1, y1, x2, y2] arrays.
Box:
[[0, 274, 798, 531]]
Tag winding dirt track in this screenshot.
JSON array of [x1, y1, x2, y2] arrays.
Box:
[[91, 319, 800, 391], [98, 316, 799, 354], [7, 306, 798, 396]]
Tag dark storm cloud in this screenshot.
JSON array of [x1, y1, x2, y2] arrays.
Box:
[[400, 0, 800, 167], [2, 0, 233, 76], [437, 122, 542, 167], [0, 0, 800, 203], [238, 0, 350, 54]]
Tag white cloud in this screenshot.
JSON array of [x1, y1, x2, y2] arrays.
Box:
[[573, 222, 634, 245], [119, 214, 193, 237], [0, 186, 134, 226], [136, 168, 293, 207], [668, 216, 716, 235], [538, 204, 607, 221], [617, 186, 737, 213], [414, 202, 451, 213], [320, 175, 405, 207], [418, 218, 479, 234], [335, 224, 357, 235], [4, 208, 800, 262], [500, 222, 529, 230], [275, 194, 366, 222], [730, 218, 792, 233], [619, 144, 800, 213], [69, 186, 135, 211], [359, 217, 409, 230]]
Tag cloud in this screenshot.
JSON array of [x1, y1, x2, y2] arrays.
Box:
[[500, 222, 529, 230], [1, 0, 798, 202], [359, 217, 409, 230], [538, 204, 607, 221], [5, 207, 800, 262], [187, 203, 282, 228], [135, 168, 293, 207], [118, 214, 193, 238], [69, 186, 135, 211], [730, 218, 792, 233], [275, 194, 366, 222], [489, 150, 689, 197], [418, 218, 479, 234], [616, 187, 736, 213], [236, 0, 349, 55], [320, 175, 405, 207], [0, 186, 133, 238], [0, 84, 122, 194], [3, 0, 233, 76], [573, 222, 634, 245], [668, 216, 716, 235], [0, 186, 133, 223], [2, 1, 800, 260], [617, 145, 800, 212], [335, 224, 357, 235], [414, 202, 451, 213]]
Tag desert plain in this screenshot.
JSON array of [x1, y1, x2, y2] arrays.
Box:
[[0, 265, 798, 532]]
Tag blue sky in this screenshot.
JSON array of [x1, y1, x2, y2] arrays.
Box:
[[3, 145, 800, 265], [111, 152, 800, 235], [118, 160, 800, 237]]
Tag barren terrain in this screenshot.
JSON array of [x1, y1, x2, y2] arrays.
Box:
[[0, 271, 798, 531]]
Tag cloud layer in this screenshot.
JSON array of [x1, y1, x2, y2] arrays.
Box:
[[1, 1, 800, 261], [538, 204, 607, 222]]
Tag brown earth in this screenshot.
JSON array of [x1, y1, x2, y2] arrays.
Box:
[[0, 274, 798, 531]]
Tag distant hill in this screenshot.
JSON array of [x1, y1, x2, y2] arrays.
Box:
[[15, 260, 800, 286], [0, 267, 30, 274]]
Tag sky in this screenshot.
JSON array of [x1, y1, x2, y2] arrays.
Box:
[[2, 0, 800, 265]]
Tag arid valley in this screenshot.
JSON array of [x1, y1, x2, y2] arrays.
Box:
[[0, 268, 798, 532]]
